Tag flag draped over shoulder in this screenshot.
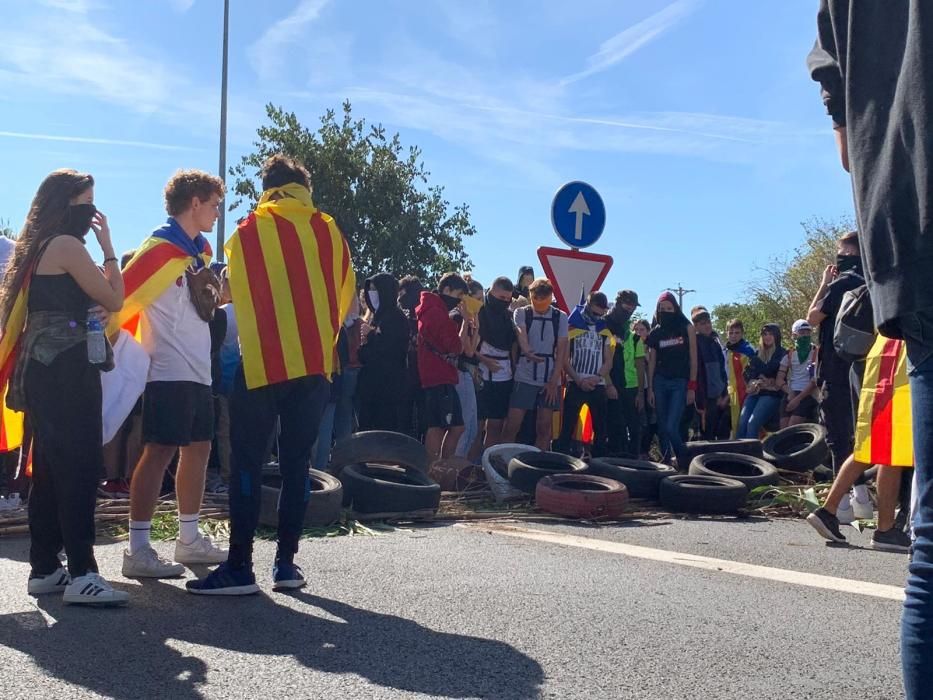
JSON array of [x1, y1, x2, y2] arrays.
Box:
[[854, 335, 913, 467], [726, 341, 755, 437], [225, 183, 356, 390], [566, 300, 613, 444], [107, 219, 212, 338], [0, 284, 29, 451]]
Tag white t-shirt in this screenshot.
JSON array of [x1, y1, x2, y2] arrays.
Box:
[[478, 341, 513, 382], [781, 350, 815, 393], [140, 272, 211, 385]]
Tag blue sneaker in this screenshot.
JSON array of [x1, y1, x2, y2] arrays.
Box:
[[272, 561, 306, 592], [186, 562, 259, 596]]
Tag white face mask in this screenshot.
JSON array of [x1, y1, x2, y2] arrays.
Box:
[[367, 289, 380, 312]]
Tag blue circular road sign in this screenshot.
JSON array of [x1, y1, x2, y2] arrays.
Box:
[[550, 181, 606, 249]]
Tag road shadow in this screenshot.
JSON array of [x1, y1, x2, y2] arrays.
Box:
[[0, 579, 543, 699]]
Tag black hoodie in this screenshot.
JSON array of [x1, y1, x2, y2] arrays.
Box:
[[358, 273, 409, 397], [808, 1, 933, 333], [513, 266, 534, 300], [745, 324, 787, 398]]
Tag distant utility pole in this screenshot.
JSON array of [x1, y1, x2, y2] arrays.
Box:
[[216, 0, 230, 262], [666, 283, 695, 308]]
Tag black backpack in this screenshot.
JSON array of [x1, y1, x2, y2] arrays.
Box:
[[834, 284, 875, 363]]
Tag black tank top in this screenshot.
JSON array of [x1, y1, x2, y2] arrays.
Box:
[[28, 235, 92, 318]]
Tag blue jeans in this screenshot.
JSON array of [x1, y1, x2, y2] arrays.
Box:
[[312, 367, 359, 470], [902, 345, 933, 698], [654, 375, 687, 466], [737, 394, 781, 439], [455, 369, 478, 458]]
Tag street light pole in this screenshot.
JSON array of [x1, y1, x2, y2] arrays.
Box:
[[216, 0, 229, 262]]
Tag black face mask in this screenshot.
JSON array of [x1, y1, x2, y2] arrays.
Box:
[[441, 293, 461, 312], [658, 311, 677, 327], [398, 289, 420, 311], [485, 294, 510, 313], [836, 254, 862, 276], [64, 203, 96, 239]]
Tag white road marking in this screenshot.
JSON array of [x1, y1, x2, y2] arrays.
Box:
[[467, 524, 906, 602]]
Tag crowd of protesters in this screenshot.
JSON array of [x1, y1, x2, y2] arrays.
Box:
[[0, 155, 920, 613]]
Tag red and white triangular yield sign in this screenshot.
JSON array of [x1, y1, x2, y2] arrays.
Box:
[[537, 246, 613, 313]]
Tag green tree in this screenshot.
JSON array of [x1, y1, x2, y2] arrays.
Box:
[[0, 220, 14, 239], [711, 217, 855, 342], [231, 102, 475, 283]]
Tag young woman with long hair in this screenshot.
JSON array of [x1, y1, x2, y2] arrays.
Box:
[[737, 324, 787, 439], [1, 169, 125, 605]]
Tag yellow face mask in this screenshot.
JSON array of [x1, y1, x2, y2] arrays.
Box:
[[531, 296, 553, 314], [462, 295, 484, 316]]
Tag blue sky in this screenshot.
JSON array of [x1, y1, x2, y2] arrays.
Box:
[[0, 0, 854, 312]]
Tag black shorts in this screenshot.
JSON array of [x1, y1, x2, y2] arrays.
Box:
[[479, 380, 513, 420], [788, 394, 819, 420], [143, 381, 215, 446], [422, 384, 464, 429]]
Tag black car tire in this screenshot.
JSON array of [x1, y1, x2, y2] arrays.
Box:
[[329, 431, 430, 476], [340, 463, 441, 514], [762, 424, 830, 473], [585, 458, 676, 500], [259, 468, 343, 528], [681, 439, 764, 465], [507, 452, 587, 495], [688, 453, 780, 491], [659, 474, 748, 514]]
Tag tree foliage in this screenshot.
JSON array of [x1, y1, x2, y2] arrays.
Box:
[[0, 220, 14, 240], [231, 102, 475, 283], [711, 217, 855, 342]]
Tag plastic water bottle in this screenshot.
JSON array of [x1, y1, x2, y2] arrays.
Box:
[[86, 312, 106, 364]]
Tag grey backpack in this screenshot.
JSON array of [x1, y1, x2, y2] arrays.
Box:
[[833, 284, 874, 363]]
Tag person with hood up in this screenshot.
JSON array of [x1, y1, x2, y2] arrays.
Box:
[[417, 272, 469, 461], [605, 290, 644, 457], [358, 273, 410, 432], [556, 291, 615, 457], [737, 324, 787, 439], [510, 265, 534, 311], [646, 292, 697, 468], [397, 276, 424, 439]]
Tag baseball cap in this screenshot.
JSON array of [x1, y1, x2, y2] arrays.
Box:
[[792, 319, 812, 334], [618, 290, 640, 307]]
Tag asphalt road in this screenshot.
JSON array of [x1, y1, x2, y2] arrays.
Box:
[[0, 516, 908, 699]]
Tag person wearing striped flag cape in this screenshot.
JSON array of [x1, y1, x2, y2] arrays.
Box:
[[114, 170, 229, 580], [188, 155, 356, 596], [807, 334, 913, 552]]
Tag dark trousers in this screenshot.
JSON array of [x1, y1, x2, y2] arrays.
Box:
[[820, 382, 854, 473], [228, 367, 329, 566], [702, 400, 726, 441], [25, 345, 102, 578], [557, 383, 608, 457], [607, 388, 641, 457]]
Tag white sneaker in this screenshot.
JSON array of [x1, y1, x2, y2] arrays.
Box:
[[27, 567, 70, 596], [852, 484, 874, 520], [836, 494, 856, 525], [174, 534, 228, 565], [64, 573, 129, 606], [122, 546, 186, 579]]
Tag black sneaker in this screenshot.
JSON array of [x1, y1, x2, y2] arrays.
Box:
[[186, 561, 259, 596], [806, 507, 846, 543], [871, 527, 912, 553], [272, 561, 306, 592]]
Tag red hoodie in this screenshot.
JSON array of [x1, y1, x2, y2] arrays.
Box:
[[416, 291, 461, 388]]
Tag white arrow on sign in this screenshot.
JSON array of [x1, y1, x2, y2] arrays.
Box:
[[568, 191, 590, 241]]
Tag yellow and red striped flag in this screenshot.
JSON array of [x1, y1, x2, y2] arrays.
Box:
[[225, 184, 356, 390], [854, 335, 913, 467], [0, 285, 28, 452], [108, 224, 212, 338]]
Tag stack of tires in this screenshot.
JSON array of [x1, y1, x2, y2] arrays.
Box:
[[329, 431, 441, 519], [762, 424, 829, 473]]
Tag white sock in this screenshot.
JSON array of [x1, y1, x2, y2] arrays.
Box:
[[178, 513, 199, 545], [128, 520, 151, 555]]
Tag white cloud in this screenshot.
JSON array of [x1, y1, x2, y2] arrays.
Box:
[[0, 130, 194, 151], [248, 0, 333, 82], [168, 0, 196, 12], [38, 0, 101, 12], [561, 0, 701, 85]]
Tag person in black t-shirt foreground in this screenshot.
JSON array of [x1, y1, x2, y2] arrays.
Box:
[[806, 231, 864, 472], [646, 292, 697, 469]]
